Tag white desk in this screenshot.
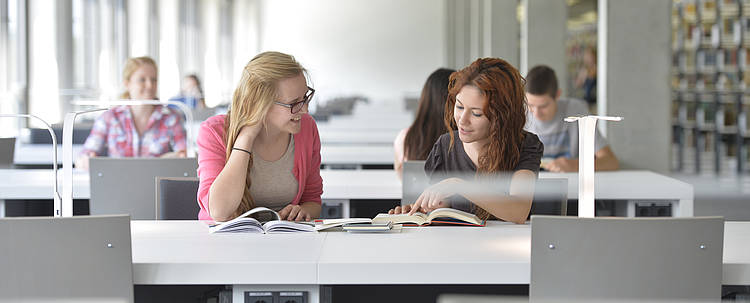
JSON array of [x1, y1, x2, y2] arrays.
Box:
[[317, 116, 410, 132], [0, 169, 89, 199], [0, 169, 694, 217], [317, 223, 531, 285], [319, 130, 398, 145], [320, 144, 394, 166], [13, 143, 84, 166], [0, 169, 401, 201], [13, 143, 394, 167], [128, 221, 750, 302], [542, 171, 694, 217], [130, 221, 325, 285]]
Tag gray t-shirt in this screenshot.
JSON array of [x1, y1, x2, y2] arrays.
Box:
[[524, 98, 608, 159], [249, 136, 299, 212]]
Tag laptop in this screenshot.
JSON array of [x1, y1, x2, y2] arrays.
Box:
[[401, 160, 429, 206]]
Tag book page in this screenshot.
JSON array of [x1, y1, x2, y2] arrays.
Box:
[[372, 212, 428, 225], [238, 206, 281, 222], [314, 218, 372, 231], [262, 220, 316, 233], [208, 207, 281, 234], [425, 208, 482, 225], [209, 218, 263, 233]]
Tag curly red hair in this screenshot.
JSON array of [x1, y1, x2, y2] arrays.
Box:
[[444, 57, 528, 219]]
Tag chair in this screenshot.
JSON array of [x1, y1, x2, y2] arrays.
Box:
[[528, 178, 568, 217], [89, 157, 198, 220], [156, 176, 200, 220], [530, 215, 724, 302], [0, 137, 15, 168], [0, 215, 133, 302]]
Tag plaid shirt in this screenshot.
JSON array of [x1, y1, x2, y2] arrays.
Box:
[[81, 105, 187, 157]]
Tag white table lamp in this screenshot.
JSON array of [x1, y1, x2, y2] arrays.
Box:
[[0, 114, 62, 216], [563, 115, 623, 218]]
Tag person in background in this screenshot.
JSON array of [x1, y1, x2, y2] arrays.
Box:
[[525, 65, 618, 172], [170, 74, 206, 109], [75, 56, 187, 170], [575, 47, 597, 106], [196, 51, 322, 222], [389, 57, 544, 224], [393, 68, 455, 178]]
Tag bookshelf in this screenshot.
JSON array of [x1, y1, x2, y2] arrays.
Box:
[[671, 0, 750, 175]]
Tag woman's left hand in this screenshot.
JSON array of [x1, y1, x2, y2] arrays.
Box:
[[159, 150, 187, 158], [279, 203, 318, 222], [408, 178, 461, 215]]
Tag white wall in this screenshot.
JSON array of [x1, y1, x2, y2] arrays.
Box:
[[258, 0, 446, 106]]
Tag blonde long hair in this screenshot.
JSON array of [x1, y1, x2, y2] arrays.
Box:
[[121, 56, 158, 99], [224, 51, 306, 217]]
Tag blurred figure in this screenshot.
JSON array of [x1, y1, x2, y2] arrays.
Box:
[[170, 74, 206, 109], [76, 56, 187, 170], [575, 47, 597, 106], [393, 68, 455, 178], [525, 65, 618, 172]]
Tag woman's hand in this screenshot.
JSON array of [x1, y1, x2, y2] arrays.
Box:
[[74, 151, 97, 170], [159, 150, 187, 158], [388, 203, 429, 215], [234, 123, 263, 150], [545, 157, 577, 172], [408, 178, 461, 215], [278, 202, 319, 222]]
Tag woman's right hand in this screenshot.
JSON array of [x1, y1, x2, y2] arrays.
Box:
[[388, 203, 427, 215], [234, 123, 263, 150]]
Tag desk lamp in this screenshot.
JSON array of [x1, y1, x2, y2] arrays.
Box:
[[0, 114, 62, 216], [564, 115, 623, 218]]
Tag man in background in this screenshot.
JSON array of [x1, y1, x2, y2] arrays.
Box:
[[524, 65, 618, 172]]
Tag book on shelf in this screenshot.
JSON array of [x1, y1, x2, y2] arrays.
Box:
[[209, 207, 316, 234], [372, 207, 485, 227]]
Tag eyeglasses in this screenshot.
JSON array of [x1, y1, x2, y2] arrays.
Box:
[[274, 86, 315, 114]]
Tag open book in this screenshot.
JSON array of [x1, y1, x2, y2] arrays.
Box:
[[372, 207, 485, 226], [313, 218, 373, 231], [209, 207, 316, 234]]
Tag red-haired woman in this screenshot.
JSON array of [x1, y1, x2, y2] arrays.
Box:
[[390, 58, 543, 224]]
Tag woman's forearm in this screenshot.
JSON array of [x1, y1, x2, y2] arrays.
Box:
[[457, 170, 535, 224], [208, 151, 252, 221]]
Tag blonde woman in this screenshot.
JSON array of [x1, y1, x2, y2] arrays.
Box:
[[76, 56, 187, 170], [196, 52, 322, 222]]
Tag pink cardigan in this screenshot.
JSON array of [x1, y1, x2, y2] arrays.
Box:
[[196, 114, 323, 220]]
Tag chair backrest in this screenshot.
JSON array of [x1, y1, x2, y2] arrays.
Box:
[[401, 160, 428, 205], [156, 176, 200, 220], [90, 157, 198, 220], [530, 215, 724, 302], [0, 215, 133, 302], [529, 178, 568, 217], [0, 137, 15, 168]]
